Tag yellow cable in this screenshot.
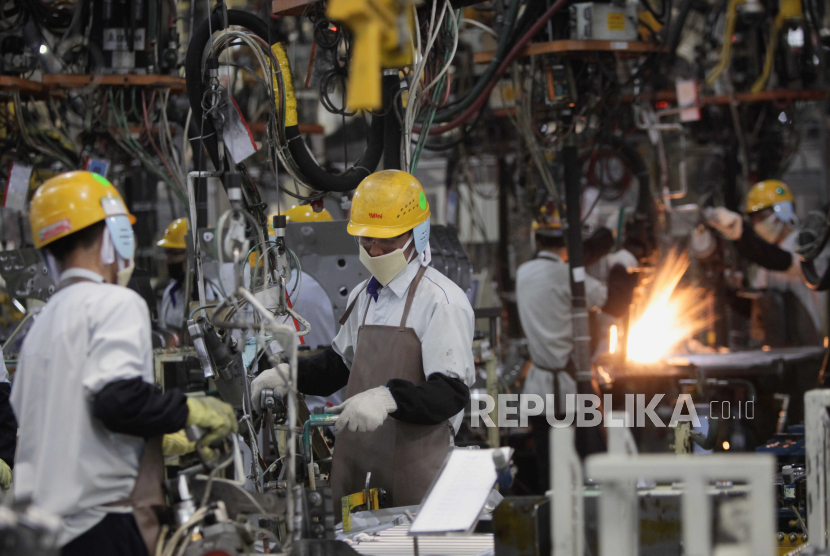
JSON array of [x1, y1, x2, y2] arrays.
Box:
[[271, 43, 298, 127], [706, 0, 741, 85], [751, 16, 784, 93]]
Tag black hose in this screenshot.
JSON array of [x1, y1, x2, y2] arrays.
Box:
[[285, 74, 396, 192], [383, 74, 403, 170], [801, 259, 830, 290], [666, 0, 696, 63]]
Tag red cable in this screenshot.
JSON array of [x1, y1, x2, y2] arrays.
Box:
[[286, 294, 305, 345], [414, 0, 570, 136]]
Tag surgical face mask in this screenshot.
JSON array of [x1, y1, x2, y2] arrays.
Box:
[[117, 258, 135, 287], [754, 213, 786, 244], [359, 236, 414, 286], [101, 220, 136, 286]]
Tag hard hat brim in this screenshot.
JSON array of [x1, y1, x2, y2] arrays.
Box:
[[347, 212, 429, 238]]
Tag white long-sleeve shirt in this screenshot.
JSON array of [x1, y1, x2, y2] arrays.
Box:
[[11, 268, 154, 545], [332, 259, 475, 433], [517, 251, 607, 398]]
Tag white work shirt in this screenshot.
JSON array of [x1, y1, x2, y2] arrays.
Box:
[[516, 252, 607, 398], [753, 230, 826, 336], [333, 259, 475, 433], [158, 279, 222, 330], [11, 268, 154, 545]]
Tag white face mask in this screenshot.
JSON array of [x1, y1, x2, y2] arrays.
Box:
[[117, 257, 135, 287], [102, 226, 136, 286], [359, 236, 414, 286], [754, 213, 786, 244]]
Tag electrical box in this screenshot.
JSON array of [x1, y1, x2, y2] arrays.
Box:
[[570, 2, 639, 41]]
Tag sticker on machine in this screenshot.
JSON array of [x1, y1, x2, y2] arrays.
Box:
[[38, 219, 73, 242], [220, 97, 258, 164], [4, 162, 32, 211], [607, 12, 626, 31]]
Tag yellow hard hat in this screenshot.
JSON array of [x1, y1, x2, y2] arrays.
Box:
[[745, 180, 794, 214], [157, 218, 188, 249], [29, 171, 135, 249], [531, 205, 563, 236], [269, 206, 333, 235], [347, 170, 430, 238]]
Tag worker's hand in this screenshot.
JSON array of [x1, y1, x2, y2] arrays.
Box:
[[0, 458, 10, 490], [704, 207, 743, 241], [327, 386, 397, 434], [606, 249, 638, 270], [251, 363, 291, 414], [162, 429, 196, 456], [186, 396, 238, 450]]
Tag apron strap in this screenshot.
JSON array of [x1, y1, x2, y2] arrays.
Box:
[[400, 265, 428, 328], [338, 282, 369, 326]]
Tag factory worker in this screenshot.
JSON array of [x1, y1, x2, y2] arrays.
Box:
[[11, 171, 237, 555], [252, 170, 474, 516], [277, 206, 344, 410], [0, 354, 15, 491], [705, 180, 824, 345], [157, 218, 222, 334], [516, 207, 638, 491]]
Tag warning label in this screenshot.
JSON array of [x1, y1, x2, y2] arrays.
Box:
[[607, 13, 626, 31], [103, 28, 146, 51]]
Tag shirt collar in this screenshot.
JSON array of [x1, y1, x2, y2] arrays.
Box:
[[60, 268, 105, 284], [537, 251, 562, 263], [386, 259, 421, 299]]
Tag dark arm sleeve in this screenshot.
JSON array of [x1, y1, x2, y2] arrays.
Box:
[[603, 264, 638, 318], [92, 377, 189, 437], [735, 222, 793, 271], [583, 227, 615, 268], [297, 347, 351, 397], [0, 383, 16, 467], [386, 373, 470, 425]]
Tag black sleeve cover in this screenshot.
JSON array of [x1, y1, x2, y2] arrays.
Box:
[[297, 347, 351, 397], [386, 373, 470, 425], [603, 264, 638, 318], [583, 227, 615, 268], [92, 377, 189, 437], [735, 222, 793, 271], [0, 383, 17, 467]]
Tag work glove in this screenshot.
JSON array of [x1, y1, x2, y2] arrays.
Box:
[[186, 396, 238, 451], [0, 458, 10, 490], [162, 430, 196, 456], [606, 249, 638, 270], [704, 207, 743, 241], [327, 386, 398, 434], [251, 363, 290, 414]]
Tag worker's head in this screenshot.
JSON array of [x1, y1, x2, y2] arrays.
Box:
[[347, 170, 430, 285], [745, 180, 795, 244], [532, 205, 566, 255], [157, 218, 188, 282], [29, 171, 136, 286]]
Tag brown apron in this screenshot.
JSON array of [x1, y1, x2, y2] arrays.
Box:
[[329, 266, 451, 521], [56, 276, 165, 555]]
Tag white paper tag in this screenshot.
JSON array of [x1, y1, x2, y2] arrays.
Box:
[[221, 97, 258, 164], [610, 42, 628, 50], [572, 266, 586, 283], [676, 79, 701, 122], [4, 163, 32, 211], [103, 28, 146, 51]]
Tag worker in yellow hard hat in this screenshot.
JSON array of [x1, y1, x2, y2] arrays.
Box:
[[517, 202, 637, 492], [251, 170, 475, 517], [705, 180, 824, 345], [11, 171, 236, 554]]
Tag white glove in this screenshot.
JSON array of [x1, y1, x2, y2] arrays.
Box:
[[704, 207, 743, 241], [327, 386, 398, 434], [251, 363, 290, 414], [606, 249, 638, 270]]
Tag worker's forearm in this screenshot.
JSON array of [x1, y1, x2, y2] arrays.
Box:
[[93, 377, 189, 437], [0, 383, 17, 467], [387, 373, 470, 425], [735, 224, 792, 271], [297, 347, 350, 396]]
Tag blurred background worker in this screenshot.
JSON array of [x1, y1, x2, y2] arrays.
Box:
[[252, 170, 474, 516], [0, 354, 15, 492], [705, 180, 825, 346], [278, 206, 344, 411], [516, 206, 638, 492], [11, 172, 237, 556], [156, 218, 222, 338]]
